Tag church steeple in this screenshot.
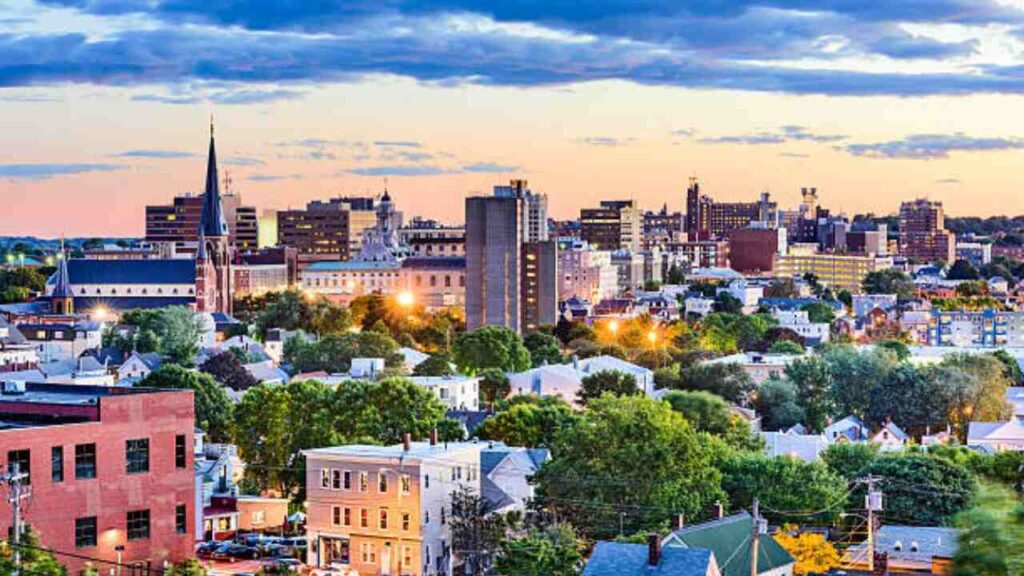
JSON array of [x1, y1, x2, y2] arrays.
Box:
[[200, 118, 229, 238], [51, 237, 74, 315]]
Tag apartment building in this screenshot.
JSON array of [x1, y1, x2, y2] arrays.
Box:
[[304, 438, 483, 576], [0, 383, 195, 575]]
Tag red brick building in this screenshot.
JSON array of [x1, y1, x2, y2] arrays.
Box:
[[0, 384, 195, 575]]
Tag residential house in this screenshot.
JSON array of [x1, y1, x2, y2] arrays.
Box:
[[967, 420, 1024, 451], [398, 347, 431, 373], [408, 376, 480, 411], [702, 353, 800, 385], [823, 416, 869, 444], [508, 355, 655, 407], [761, 431, 829, 462], [844, 526, 957, 575], [244, 360, 291, 385], [480, 444, 549, 514], [662, 512, 795, 576], [871, 421, 909, 450], [584, 539, 719, 576], [117, 351, 164, 381]]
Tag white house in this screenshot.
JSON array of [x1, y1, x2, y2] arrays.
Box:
[[117, 351, 163, 381], [772, 309, 830, 344], [507, 355, 655, 407], [480, 444, 549, 514], [20, 321, 103, 362], [408, 375, 479, 411], [684, 296, 715, 318], [398, 347, 431, 373], [968, 420, 1024, 451], [871, 422, 909, 451], [719, 280, 764, 313], [350, 357, 386, 379], [761, 431, 829, 462]]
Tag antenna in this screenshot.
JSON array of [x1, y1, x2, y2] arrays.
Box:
[[223, 170, 233, 195]]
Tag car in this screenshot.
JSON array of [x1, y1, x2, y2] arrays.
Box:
[[261, 558, 303, 573], [279, 537, 308, 551], [195, 542, 221, 559], [261, 544, 291, 559], [212, 543, 261, 562]]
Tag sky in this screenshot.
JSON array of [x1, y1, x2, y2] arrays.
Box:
[[4, 1, 1024, 236]]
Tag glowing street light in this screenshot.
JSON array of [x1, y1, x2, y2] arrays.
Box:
[[92, 306, 110, 322], [607, 320, 620, 335], [397, 291, 415, 308], [647, 330, 658, 345]]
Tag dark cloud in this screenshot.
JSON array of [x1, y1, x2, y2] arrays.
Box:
[[0, 163, 122, 179], [844, 133, 1024, 159]]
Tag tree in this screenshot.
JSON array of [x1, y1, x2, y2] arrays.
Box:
[[867, 364, 949, 436], [662, 390, 733, 435], [862, 269, 916, 299], [868, 453, 977, 525], [876, 339, 910, 361], [200, 350, 258, 391], [768, 340, 804, 355], [288, 331, 402, 373], [990, 349, 1023, 384], [495, 525, 583, 576], [764, 278, 799, 298], [413, 353, 455, 376], [785, 356, 833, 433], [450, 486, 508, 576], [660, 362, 754, 404], [452, 326, 531, 375], [333, 377, 448, 444], [947, 259, 980, 281], [164, 559, 208, 576], [479, 368, 511, 404], [754, 376, 805, 431], [122, 306, 203, 365], [774, 525, 841, 576], [523, 332, 563, 368], [953, 483, 1024, 576], [801, 301, 835, 324], [476, 396, 579, 448], [939, 354, 1013, 432], [822, 442, 879, 482], [234, 383, 298, 493], [533, 395, 726, 539], [140, 365, 233, 441], [0, 528, 67, 576], [577, 370, 639, 405], [713, 292, 744, 314], [822, 346, 898, 419], [721, 455, 847, 524]]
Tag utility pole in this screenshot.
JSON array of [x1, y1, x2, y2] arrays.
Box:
[[750, 499, 761, 576], [862, 475, 884, 573], [4, 464, 30, 576]]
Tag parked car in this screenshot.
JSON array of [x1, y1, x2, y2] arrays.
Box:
[[279, 537, 308, 552], [195, 542, 221, 559], [261, 558, 303, 573], [212, 543, 261, 562]]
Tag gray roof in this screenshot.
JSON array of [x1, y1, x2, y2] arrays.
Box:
[[583, 542, 713, 576], [848, 525, 957, 564]]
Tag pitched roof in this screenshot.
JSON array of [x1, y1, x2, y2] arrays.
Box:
[[664, 512, 793, 576], [583, 541, 714, 576], [968, 420, 1024, 442], [51, 259, 197, 285]]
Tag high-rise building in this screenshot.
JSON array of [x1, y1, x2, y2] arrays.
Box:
[[521, 241, 558, 332], [465, 194, 523, 332], [145, 193, 257, 252], [685, 178, 775, 240], [276, 197, 378, 265], [494, 179, 548, 242], [580, 200, 642, 251], [643, 204, 684, 248], [899, 198, 956, 263]]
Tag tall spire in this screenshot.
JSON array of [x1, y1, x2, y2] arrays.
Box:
[[200, 118, 229, 237], [52, 236, 73, 299]]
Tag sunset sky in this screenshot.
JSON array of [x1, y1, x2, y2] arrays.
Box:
[[5, 0, 1024, 237]]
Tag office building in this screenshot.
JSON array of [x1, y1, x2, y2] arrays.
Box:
[[686, 178, 776, 241], [277, 197, 379, 265], [145, 193, 258, 252], [0, 383, 195, 575], [642, 205, 684, 248], [520, 241, 558, 332], [580, 200, 642, 252], [956, 241, 992, 267], [399, 218, 465, 258], [774, 248, 893, 292], [728, 227, 786, 274], [465, 194, 523, 332], [494, 180, 548, 243], [899, 198, 956, 263]]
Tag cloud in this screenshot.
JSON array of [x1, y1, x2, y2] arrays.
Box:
[[460, 162, 518, 173], [111, 149, 194, 159], [578, 137, 631, 147], [348, 165, 449, 176], [132, 87, 305, 106], [223, 156, 265, 167], [844, 133, 1024, 159], [936, 178, 961, 184], [671, 128, 696, 138], [373, 141, 422, 148], [247, 173, 301, 181], [701, 125, 846, 146], [0, 163, 122, 180], [304, 150, 338, 161], [779, 152, 810, 158]]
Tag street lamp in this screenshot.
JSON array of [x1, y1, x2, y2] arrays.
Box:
[[397, 291, 415, 309], [607, 320, 620, 335], [647, 330, 658, 345]]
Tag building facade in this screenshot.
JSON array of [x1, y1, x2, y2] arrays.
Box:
[[580, 200, 642, 252], [465, 194, 523, 332], [145, 193, 258, 253], [399, 219, 465, 258], [773, 250, 893, 293], [277, 197, 378, 264], [0, 384, 196, 575], [899, 198, 956, 263]]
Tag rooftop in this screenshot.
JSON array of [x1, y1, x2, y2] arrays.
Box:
[[304, 440, 486, 462]]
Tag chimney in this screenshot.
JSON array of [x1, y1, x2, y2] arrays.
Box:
[[429, 428, 438, 446], [402, 432, 411, 452], [672, 513, 685, 530], [647, 533, 661, 566]]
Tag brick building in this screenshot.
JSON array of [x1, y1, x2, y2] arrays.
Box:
[[0, 384, 195, 575], [899, 198, 956, 263]]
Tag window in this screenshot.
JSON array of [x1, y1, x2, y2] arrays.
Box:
[[125, 439, 149, 474], [332, 469, 342, 490], [360, 508, 369, 529], [424, 474, 430, 489], [51, 447, 63, 483], [321, 469, 331, 489], [402, 512, 411, 531], [378, 471, 388, 493], [360, 543, 376, 563], [75, 444, 96, 479], [403, 545, 412, 568], [424, 510, 430, 524], [332, 506, 342, 526], [75, 517, 97, 548], [343, 507, 352, 527], [252, 510, 265, 525], [175, 505, 187, 534], [175, 435, 186, 469], [7, 450, 30, 484], [127, 510, 150, 541], [359, 472, 368, 492], [379, 508, 388, 530], [400, 474, 411, 495], [343, 470, 352, 490]]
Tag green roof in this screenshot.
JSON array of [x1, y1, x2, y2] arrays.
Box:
[[663, 513, 794, 576]]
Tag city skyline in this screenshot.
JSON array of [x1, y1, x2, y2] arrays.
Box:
[[7, 0, 1024, 235]]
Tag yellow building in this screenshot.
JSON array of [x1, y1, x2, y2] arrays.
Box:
[[773, 250, 892, 293]]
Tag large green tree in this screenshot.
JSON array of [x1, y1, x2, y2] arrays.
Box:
[[495, 525, 582, 576], [862, 269, 916, 299], [533, 395, 726, 539], [662, 390, 733, 435], [452, 326, 531, 374], [140, 365, 233, 441], [333, 377, 448, 444], [785, 356, 834, 433], [658, 362, 754, 404], [721, 455, 848, 524], [523, 331, 564, 367], [476, 396, 579, 448], [822, 346, 898, 419], [868, 453, 977, 526], [754, 376, 805, 431], [287, 331, 403, 373], [577, 370, 639, 405]]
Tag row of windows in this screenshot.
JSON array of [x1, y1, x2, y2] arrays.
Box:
[[7, 435, 188, 484], [74, 506, 187, 548], [331, 506, 414, 531], [80, 287, 193, 296], [319, 469, 412, 495]]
